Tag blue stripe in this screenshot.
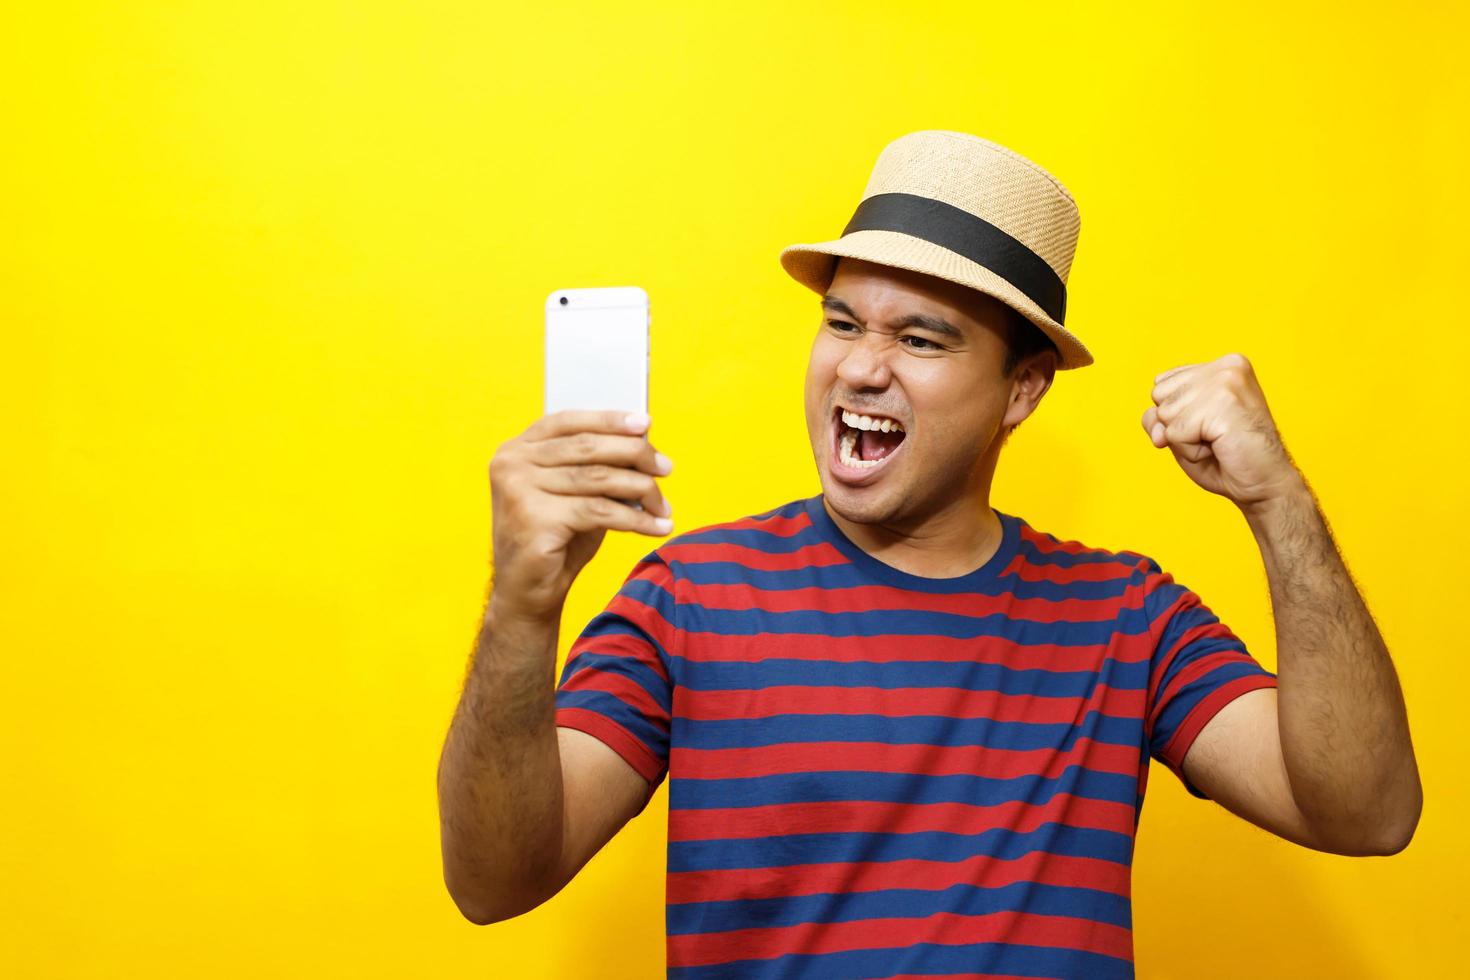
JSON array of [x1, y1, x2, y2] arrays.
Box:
[[668, 940, 1134, 980], [667, 821, 1135, 872], [671, 708, 1144, 752], [666, 653, 1147, 694], [666, 604, 1151, 647], [668, 764, 1138, 810], [668, 525, 831, 552], [667, 879, 1132, 935]]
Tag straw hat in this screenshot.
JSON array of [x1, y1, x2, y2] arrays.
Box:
[[780, 129, 1093, 370]]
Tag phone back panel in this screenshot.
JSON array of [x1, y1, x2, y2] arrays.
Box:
[[544, 286, 649, 416]]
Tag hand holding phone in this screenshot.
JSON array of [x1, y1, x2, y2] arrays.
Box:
[[487, 408, 672, 625]]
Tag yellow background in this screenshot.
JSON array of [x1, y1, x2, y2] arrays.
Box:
[[4, 2, 1464, 976]]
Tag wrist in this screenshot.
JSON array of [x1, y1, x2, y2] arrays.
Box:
[[485, 591, 562, 637], [1239, 472, 1314, 535]]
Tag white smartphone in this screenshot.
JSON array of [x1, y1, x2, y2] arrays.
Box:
[[544, 286, 650, 417]]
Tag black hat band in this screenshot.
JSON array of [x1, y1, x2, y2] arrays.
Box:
[[841, 192, 1068, 324]]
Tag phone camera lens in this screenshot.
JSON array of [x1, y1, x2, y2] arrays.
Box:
[[559, 296, 568, 306]]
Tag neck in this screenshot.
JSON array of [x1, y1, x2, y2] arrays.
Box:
[[823, 488, 1004, 579]]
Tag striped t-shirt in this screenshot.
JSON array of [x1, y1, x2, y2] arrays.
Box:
[[553, 494, 1277, 979]]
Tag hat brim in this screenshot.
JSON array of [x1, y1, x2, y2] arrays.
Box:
[[780, 229, 1094, 371]]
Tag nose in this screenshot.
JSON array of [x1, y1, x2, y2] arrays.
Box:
[[835, 333, 893, 390]]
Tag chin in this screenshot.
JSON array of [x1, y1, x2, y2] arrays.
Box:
[[818, 469, 910, 526]]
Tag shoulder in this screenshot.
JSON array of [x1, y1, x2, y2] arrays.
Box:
[[1010, 520, 1190, 640], [1007, 515, 1195, 628], [1010, 514, 1162, 582], [639, 497, 821, 573]]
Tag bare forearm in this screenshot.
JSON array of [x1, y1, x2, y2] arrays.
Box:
[[437, 601, 565, 923], [1243, 476, 1422, 852]]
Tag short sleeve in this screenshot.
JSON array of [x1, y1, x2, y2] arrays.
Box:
[[1139, 556, 1278, 800], [554, 551, 677, 795]]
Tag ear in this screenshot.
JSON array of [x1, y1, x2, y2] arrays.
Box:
[[1005, 349, 1057, 427]]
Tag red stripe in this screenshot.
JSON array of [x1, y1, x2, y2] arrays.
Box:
[[1010, 555, 1138, 585], [668, 792, 1136, 844], [678, 683, 1144, 724], [667, 849, 1130, 905], [555, 707, 664, 785], [568, 626, 660, 665], [677, 630, 1149, 671], [665, 907, 1133, 968], [660, 540, 850, 570], [682, 580, 1138, 622], [1016, 525, 1089, 554], [670, 736, 1140, 783]]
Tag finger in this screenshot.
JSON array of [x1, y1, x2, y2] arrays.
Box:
[[1153, 364, 1196, 385], [1146, 373, 1193, 408], [526, 409, 651, 441], [561, 495, 673, 538], [639, 480, 670, 519], [539, 463, 662, 502], [1169, 440, 1214, 464], [1161, 410, 1206, 450], [1141, 407, 1166, 447], [531, 432, 673, 476]]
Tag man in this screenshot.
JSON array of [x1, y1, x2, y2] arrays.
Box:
[[438, 131, 1421, 978]]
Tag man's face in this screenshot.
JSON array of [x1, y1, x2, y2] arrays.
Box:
[[802, 256, 1052, 527]]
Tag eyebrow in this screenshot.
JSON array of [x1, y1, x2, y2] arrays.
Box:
[[820, 294, 964, 341]]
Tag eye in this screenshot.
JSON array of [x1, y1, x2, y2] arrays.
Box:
[[825, 319, 859, 334], [901, 335, 943, 351]]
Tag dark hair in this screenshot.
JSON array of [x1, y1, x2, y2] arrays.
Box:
[[1001, 307, 1059, 378]]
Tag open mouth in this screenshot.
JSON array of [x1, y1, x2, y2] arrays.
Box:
[[833, 406, 907, 474]]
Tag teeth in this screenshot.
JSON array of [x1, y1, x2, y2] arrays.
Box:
[[838, 428, 880, 469], [840, 409, 904, 433]]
